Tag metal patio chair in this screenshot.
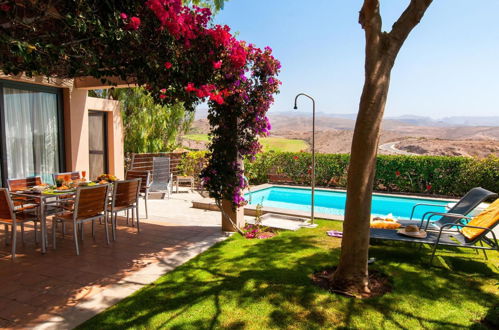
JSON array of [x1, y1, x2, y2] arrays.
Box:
[[0, 188, 40, 260], [108, 178, 141, 240], [150, 156, 173, 199], [125, 169, 151, 219], [371, 199, 499, 264], [52, 185, 110, 255], [399, 187, 497, 230]]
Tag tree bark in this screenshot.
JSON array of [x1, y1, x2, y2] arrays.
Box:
[[331, 0, 433, 296]]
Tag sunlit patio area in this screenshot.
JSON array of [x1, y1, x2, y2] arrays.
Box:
[[0, 190, 226, 329]]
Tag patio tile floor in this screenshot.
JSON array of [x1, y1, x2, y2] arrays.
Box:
[[0, 192, 227, 329]]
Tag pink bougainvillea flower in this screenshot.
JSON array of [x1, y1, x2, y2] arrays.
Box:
[[1, 4, 12, 11], [164, 62, 172, 69], [293, 156, 299, 160], [209, 93, 224, 105], [160, 88, 167, 93], [159, 94, 167, 99], [120, 12, 128, 19], [185, 82, 197, 92], [212, 60, 222, 69], [125, 17, 141, 30], [395, 171, 401, 177], [426, 184, 432, 191]]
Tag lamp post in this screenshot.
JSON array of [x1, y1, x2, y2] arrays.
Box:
[[294, 93, 316, 224]]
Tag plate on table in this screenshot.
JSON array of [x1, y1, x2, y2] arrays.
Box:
[[44, 189, 75, 194]]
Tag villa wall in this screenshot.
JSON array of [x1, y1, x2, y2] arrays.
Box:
[[0, 74, 125, 179]]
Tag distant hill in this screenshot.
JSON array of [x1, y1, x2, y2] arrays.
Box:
[[191, 110, 499, 157]]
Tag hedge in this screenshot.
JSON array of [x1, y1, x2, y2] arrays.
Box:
[[243, 152, 499, 197]]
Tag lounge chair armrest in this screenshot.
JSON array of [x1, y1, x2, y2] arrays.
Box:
[[440, 223, 492, 231], [427, 213, 471, 221], [410, 203, 447, 220]]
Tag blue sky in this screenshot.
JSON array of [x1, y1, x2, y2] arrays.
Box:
[[214, 0, 499, 118]]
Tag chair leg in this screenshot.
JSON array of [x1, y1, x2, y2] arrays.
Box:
[[11, 224, 16, 261], [136, 205, 140, 233], [104, 216, 110, 245], [131, 207, 135, 227], [4, 224, 8, 246], [479, 241, 488, 260], [21, 223, 25, 244], [62, 222, 66, 237], [111, 212, 117, 241], [126, 209, 129, 226], [73, 222, 80, 256], [429, 242, 439, 265], [144, 194, 148, 219], [52, 219, 57, 250]]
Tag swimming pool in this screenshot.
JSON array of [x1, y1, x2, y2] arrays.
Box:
[[245, 186, 453, 220]]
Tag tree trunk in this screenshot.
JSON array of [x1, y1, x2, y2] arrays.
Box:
[[331, 58, 394, 295], [331, 0, 433, 296]]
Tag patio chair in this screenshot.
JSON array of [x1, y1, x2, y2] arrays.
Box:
[[108, 178, 141, 240], [125, 169, 151, 219], [51, 185, 110, 255], [0, 188, 40, 260], [150, 157, 173, 199], [8, 176, 68, 242], [370, 198, 499, 264], [400, 187, 497, 230]]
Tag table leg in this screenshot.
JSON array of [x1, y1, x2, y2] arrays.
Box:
[[40, 198, 47, 254]]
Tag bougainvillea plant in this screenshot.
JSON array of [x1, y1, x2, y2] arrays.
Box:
[[0, 0, 280, 208]]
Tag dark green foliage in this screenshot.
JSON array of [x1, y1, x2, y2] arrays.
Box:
[[244, 152, 499, 196]]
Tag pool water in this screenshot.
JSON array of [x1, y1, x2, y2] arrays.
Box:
[[245, 186, 452, 221]]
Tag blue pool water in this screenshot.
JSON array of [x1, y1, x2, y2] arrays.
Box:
[[245, 186, 452, 221]]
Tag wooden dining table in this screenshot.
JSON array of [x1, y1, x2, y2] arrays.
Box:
[[11, 190, 76, 254]]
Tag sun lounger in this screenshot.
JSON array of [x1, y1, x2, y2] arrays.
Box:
[[371, 199, 499, 264], [398, 187, 497, 230]]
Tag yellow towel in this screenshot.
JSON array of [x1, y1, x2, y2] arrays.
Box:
[[461, 199, 499, 241]]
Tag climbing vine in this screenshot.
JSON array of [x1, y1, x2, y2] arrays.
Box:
[[0, 0, 280, 207]]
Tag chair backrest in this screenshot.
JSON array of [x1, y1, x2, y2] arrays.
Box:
[[0, 188, 15, 222], [436, 187, 498, 226], [53, 171, 81, 183], [7, 176, 42, 191], [112, 179, 141, 208], [74, 185, 109, 219], [125, 170, 151, 194], [150, 157, 171, 192]]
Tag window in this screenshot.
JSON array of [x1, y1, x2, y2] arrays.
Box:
[[0, 81, 64, 185]]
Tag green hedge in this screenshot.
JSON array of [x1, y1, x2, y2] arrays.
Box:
[[243, 152, 499, 197]]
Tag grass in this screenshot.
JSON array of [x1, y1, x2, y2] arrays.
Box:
[[183, 133, 211, 142], [259, 137, 308, 152], [183, 134, 308, 152], [80, 220, 499, 329]]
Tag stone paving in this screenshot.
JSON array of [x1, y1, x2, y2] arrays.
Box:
[[0, 190, 227, 329]]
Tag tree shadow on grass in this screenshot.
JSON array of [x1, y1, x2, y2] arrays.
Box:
[[79, 225, 498, 329]]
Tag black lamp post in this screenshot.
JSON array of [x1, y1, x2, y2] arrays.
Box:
[[293, 93, 316, 224]]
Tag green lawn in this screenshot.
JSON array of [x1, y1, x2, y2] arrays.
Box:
[[183, 134, 308, 152], [183, 133, 211, 142], [80, 220, 498, 329]]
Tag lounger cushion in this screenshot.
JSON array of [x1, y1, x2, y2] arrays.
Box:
[[461, 199, 499, 240]]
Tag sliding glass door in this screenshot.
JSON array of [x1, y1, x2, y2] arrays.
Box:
[[0, 81, 64, 185]]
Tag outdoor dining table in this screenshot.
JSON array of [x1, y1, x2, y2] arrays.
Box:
[[11, 190, 76, 254]]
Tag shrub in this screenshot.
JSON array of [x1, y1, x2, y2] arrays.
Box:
[[243, 152, 498, 197], [178, 151, 208, 179]]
